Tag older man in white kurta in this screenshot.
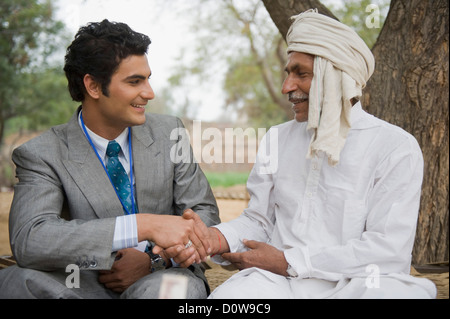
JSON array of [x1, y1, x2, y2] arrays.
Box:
[[206, 10, 436, 299]]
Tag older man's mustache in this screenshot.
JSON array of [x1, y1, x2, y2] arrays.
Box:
[[288, 92, 309, 103]]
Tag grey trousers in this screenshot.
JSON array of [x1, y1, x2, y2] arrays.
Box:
[[0, 265, 207, 299]]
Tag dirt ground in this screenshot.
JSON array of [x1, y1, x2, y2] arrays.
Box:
[[0, 191, 247, 256], [0, 192, 13, 256]]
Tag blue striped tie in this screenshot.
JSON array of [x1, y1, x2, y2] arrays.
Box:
[[106, 140, 135, 215]]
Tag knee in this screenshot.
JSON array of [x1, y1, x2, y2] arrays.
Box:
[[123, 268, 207, 299], [0, 266, 52, 298], [336, 276, 437, 299]]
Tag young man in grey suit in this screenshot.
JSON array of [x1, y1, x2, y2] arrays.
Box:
[[0, 20, 220, 299]]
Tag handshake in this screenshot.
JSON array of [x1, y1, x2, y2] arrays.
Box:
[[103, 209, 285, 293], [136, 209, 227, 268]]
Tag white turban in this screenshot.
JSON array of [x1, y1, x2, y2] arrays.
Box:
[[286, 9, 375, 166]]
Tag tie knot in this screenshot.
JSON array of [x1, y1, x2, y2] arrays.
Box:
[[106, 140, 121, 158]]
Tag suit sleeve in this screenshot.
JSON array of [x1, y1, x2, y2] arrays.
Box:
[[9, 144, 117, 271], [170, 118, 221, 227]]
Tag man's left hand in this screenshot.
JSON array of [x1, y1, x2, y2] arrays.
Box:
[[98, 248, 150, 293], [221, 240, 289, 276]]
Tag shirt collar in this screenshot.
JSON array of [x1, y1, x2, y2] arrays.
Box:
[[350, 101, 364, 125], [350, 101, 379, 129], [78, 111, 130, 163]]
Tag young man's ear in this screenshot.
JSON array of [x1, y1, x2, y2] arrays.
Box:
[[83, 74, 102, 99]]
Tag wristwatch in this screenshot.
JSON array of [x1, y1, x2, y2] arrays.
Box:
[[286, 263, 298, 278], [146, 245, 166, 273]]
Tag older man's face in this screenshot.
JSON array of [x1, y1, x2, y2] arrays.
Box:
[[282, 52, 314, 122]]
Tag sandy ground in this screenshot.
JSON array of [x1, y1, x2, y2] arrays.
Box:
[[0, 191, 247, 256], [0, 192, 12, 256]]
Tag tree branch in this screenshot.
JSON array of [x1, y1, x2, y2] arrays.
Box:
[[261, 0, 338, 41]]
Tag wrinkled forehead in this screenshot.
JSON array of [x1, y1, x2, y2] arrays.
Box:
[[284, 52, 315, 72]]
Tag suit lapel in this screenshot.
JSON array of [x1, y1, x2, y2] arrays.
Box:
[[62, 110, 124, 219], [131, 120, 164, 215]]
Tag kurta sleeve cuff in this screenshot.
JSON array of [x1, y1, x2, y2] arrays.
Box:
[[210, 223, 245, 265], [283, 246, 312, 279]]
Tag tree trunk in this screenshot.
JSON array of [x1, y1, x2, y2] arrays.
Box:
[[363, 0, 449, 265], [262, 0, 449, 264], [261, 0, 337, 41]]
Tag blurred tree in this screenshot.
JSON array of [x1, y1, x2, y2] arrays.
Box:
[[0, 0, 73, 146], [165, 0, 388, 128], [164, 0, 292, 128], [323, 0, 390, 48], [221, 0, 291, 127], [4, 67, 77, 136], [262, 0, 337, 40]]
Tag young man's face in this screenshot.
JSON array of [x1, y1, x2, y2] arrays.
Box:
[[95, 54, 154, 136], [282, 52, 314, 122]]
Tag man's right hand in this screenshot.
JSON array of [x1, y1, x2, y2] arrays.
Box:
[[136, 214, 202, 252], [153, 209, 212, 267]]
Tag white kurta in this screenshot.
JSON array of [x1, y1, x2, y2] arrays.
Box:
[[210, 103, 436, 299]]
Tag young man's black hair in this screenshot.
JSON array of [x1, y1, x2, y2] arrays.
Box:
[[64, 19, 151, 101]]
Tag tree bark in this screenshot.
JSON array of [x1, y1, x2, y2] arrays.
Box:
[[262, 0, 449, 264], [261, 0, 337, 41], [363, 0, 449, 264]]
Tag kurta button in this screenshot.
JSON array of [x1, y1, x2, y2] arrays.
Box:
[[90, 260, 98, 268]]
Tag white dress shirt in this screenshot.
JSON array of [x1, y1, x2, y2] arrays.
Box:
[[211, 102, 436, 298], [78, 112, 140, 252]]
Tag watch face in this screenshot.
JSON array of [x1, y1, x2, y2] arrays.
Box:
[[151, 255, 166, 272], [147, 243, 166, 272]]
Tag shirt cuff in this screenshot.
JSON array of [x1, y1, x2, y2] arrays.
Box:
[[210, 224, 245, 265], [112, 214, 138, 252], [283, 246, 312, 279]]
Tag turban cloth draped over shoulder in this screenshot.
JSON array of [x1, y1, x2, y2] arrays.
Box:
[[286, 9, 375, 166]]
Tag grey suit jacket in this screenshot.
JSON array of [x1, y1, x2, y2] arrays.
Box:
[[9, 107, 220, 278]]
